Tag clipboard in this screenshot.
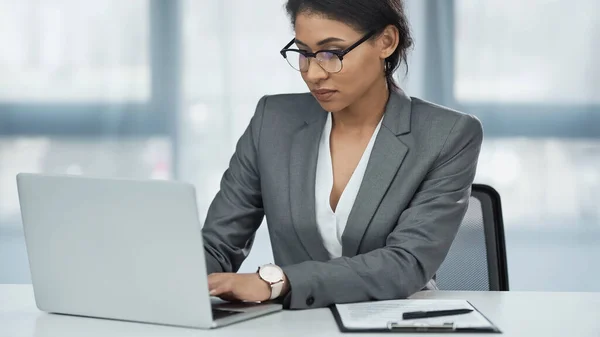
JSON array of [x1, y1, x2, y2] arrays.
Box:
[[330, 299, 501, 333]]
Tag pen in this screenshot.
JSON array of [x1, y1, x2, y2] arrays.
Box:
[[402, 308, 473, 320]]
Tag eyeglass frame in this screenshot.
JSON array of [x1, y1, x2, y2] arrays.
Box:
[[279, 30, 377, 73]]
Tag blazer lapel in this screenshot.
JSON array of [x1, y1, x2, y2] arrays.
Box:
[[341, 90, 412, 257], [289, 107, 331, 262]]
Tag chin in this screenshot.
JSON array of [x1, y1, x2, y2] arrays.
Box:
[[314, 100, 346, 113]]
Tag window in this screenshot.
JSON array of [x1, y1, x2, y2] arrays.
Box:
[[0, 0, 178, 283], [455, 1, 600, 104], [453, 0, 600, 138], [0, 0, 150, 103], [0, 0, 179, 136], [451, 0, 600, 291]]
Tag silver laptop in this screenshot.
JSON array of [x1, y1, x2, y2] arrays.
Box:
[[16, 173, 282, 329]]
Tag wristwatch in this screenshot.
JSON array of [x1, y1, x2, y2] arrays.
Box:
[[257, 264, 285, 300]]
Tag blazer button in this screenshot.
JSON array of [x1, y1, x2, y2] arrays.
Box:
[[306, 296, 315, 306]]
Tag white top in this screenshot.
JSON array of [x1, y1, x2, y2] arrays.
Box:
[[315, 112, 383, 259], [3, 285, 600, 337]]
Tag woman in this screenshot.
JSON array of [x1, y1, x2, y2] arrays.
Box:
[[203, 0, 483, 309]]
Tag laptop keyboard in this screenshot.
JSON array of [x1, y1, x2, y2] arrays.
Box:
[[212, 308, 243, 320]]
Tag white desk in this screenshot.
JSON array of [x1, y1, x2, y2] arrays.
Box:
[[1, 285, 599, 337]]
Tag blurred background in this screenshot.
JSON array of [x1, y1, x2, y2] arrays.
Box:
[[0, 0, 598, 291]]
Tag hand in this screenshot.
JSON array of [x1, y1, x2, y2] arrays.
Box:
[[208, 273, 271, 302]]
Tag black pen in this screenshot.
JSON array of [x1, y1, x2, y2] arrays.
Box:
[[402, 308, 473, 320]]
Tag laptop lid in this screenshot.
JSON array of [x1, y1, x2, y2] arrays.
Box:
[[17, 173, 216, 328]]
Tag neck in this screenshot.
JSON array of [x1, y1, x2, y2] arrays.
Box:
[[331, 77, 390, 132]]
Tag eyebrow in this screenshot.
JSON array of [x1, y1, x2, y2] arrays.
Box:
[[294, 37, 347, 48]]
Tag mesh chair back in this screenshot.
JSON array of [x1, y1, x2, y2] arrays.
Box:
[[436, 184, 509, 291]]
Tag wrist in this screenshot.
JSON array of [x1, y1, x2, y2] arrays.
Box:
[[254, 273, 272, 301], [257, 264, 285, 300], [281, 273, 290, 296]]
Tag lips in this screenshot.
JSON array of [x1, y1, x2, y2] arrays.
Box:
[[311, 89, 337, 102]]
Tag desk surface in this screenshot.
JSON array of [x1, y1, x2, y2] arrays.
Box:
[[1, 285, 599, 337]]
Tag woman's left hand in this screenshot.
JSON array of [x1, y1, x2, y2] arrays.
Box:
[[207, 273, 272, 302]]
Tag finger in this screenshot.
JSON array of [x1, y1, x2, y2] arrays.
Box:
[[210, 284, 230, 296], [207, 273, 228, 290], [209, 276, 234, 296], [207, 274, 219, 290], [218, 292, 241, 302]]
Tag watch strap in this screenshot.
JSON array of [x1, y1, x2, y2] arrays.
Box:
[[269, 279, 283, 299]]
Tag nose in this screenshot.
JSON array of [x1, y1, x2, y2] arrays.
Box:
[[304, 58, 328, 83]]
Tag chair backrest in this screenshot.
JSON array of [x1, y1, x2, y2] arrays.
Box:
[[435, 184, 509, 291]]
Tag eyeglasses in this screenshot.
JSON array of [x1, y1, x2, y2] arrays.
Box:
[[280, 31, 376, 73]]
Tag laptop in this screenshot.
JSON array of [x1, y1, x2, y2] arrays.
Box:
[[16, 173, 282, 329]]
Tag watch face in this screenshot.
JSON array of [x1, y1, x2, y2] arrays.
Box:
[[259, 265, 283, 283]]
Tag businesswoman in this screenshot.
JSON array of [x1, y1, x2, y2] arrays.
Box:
[[203, 0, 483, 309]]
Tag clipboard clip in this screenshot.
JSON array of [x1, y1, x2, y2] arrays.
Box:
[[387, 321, 456, 332]]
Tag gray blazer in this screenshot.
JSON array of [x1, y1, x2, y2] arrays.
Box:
[[201, 89, 483, 309]]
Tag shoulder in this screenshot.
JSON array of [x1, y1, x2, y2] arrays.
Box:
[[409, 96, 483, 143], [260, 92, 316, 107], [257, 92, 318, 115], [253, 92, 321, 129]]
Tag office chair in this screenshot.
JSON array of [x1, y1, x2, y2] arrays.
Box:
[[435, 184, 509, 291]]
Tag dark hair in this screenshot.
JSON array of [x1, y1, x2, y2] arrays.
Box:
[[285, 0, 413, 91]]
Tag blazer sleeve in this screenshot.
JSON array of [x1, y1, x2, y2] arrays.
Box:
[[201, 96, 267, 274], [281, 114, 484, 309]]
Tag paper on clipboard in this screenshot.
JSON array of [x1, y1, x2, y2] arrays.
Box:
[[334, 299, 495, 330]]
